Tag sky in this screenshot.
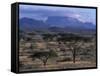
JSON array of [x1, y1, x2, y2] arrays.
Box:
[[19, 4, 96, 25]]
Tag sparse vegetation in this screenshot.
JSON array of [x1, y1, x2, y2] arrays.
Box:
[[19, 31, 96, 71]]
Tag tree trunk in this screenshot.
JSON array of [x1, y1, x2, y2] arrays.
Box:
[[43, 61, 46, 66], [73, 49, 76, 63], [43, 58, 48, 66]]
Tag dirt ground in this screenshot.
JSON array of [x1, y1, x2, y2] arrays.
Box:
[[19, 61, 96, 72]]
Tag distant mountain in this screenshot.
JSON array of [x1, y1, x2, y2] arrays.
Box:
[[46, 16, 96, 30], [48, 26, 65, 33], [83, 22, 96, 29], [19, 17, 50, 31], [46, 16, 79, 27], [19, 16, 96, 35]]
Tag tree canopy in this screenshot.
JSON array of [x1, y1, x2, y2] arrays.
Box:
[[30, 50, 58, 66]]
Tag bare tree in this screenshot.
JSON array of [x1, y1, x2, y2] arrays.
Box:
[[68, 41, 82, 63]]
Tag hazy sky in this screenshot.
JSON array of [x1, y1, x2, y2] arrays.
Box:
[[19, 4, 96, 25]]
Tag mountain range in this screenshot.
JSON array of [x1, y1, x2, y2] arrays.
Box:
[[19, 16, 96, 35]]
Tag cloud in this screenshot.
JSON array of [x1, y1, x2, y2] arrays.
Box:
[[19, 4, 96, 24]]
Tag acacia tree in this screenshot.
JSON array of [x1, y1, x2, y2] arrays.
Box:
[[67, 41, 83, 63], [30, 50, 58, 66]]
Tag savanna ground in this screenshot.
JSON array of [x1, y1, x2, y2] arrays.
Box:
[[19, 31, 96, 72]]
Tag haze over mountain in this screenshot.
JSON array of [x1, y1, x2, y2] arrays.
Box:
[[46, 16, 95, 29], [19, 17, 49, 31], [19, 16, 96, 34]]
